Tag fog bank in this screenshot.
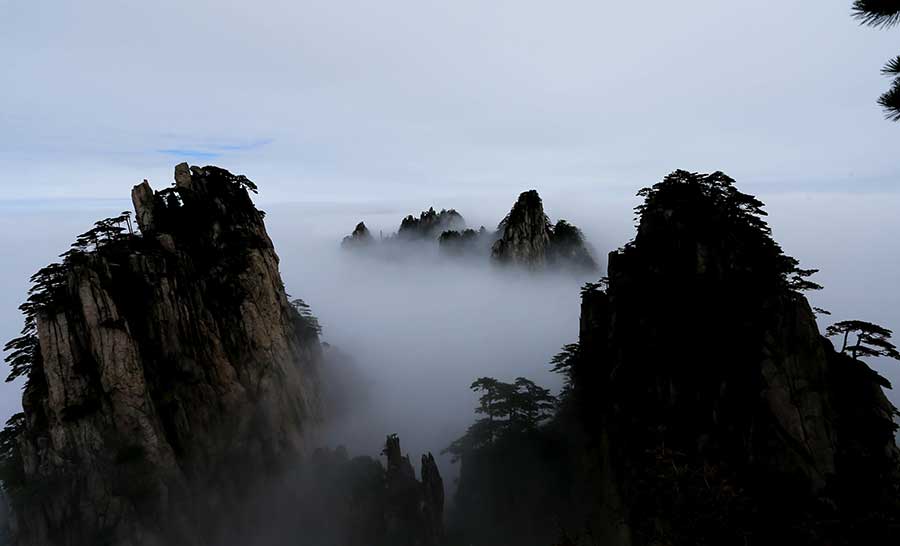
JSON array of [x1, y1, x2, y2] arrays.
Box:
[[1, 182, 899, 484]]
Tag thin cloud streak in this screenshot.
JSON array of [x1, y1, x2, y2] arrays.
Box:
[[157, 149, 223, 160]]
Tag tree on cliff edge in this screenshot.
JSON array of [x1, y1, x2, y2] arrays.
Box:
[[634, 170, 822, 294], [290, 298, 322, 337], [444, 377, 556, 461], [826, 319, 900, 361]]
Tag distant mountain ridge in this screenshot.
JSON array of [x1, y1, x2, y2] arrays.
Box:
[[342, 189, 598, 272]]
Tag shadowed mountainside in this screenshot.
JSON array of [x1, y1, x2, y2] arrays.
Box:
[[574, 170, 900, 545], [446, 171, 900, 546]]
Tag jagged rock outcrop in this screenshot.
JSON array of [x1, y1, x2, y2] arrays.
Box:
[[398, 207, 465, 240], [491, 190, 597, 271], [419, 452, 445, 545], [342, 221, 375, 249], [339, 193, 596, 273], [3, 164, 322, 546], [491, 190, 551, 268], [382, 435, 444, 546], [574, 171, 900, 545]]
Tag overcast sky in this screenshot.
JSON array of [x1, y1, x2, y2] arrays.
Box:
[[1, 0, 899, 202]]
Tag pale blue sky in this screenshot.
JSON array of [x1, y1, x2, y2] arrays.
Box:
[[1, 0, 898, 203]]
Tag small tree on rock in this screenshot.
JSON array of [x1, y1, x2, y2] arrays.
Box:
[[551, 343, 580, 401], [290, 298, 322, 336], [826, 319, 900, 361]]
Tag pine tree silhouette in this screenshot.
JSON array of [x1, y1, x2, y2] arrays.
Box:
[[852, 1, 900, 120]]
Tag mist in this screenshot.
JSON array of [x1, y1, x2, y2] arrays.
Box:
[[267, 193, 596, 483], [2, 178, 900, 502]]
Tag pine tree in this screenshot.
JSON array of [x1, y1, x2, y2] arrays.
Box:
[[852, 1, 900, 120], [290, 298, 322, 336], [0, 413, 26, 492], [826, 319, 900, 361], [444, 376, 557, 461], [551, 343, 581, 401]]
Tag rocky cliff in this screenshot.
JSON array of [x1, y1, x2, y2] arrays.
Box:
[[492, 190, 596, 271], [574, 171, 900, 545], [2, 164, 322, 546], [491, 190, 551, 268]]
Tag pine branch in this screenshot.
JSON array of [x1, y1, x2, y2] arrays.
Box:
[[852, 1, 900, 28], [878, 77, 900, 121]]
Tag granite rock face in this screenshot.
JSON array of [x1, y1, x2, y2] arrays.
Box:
[[492, 190, 596, 271], [491, 190, 551, 268], [5, 164, 322, 546]]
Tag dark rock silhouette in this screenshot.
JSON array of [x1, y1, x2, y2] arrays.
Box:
[[382, 434, 444, 546], [398, 207, 465, 240], [573, 170, 900, 544], [342, 221, 375, 249], [419, 453, 445, 546], [446, 171, 900, 545], [279, 436, 443, 546], [2, 164, 322, 546]]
